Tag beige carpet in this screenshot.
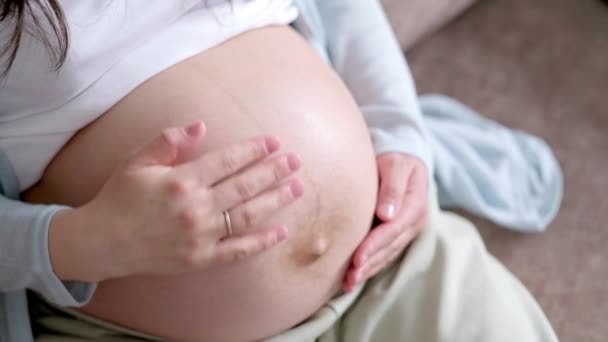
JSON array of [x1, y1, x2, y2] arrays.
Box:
[[385, 0, 608, 341]]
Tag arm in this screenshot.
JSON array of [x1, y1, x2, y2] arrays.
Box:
[[0, 122, 302, 304], [313, 0, 432, 291], [315, 0, 433, 175], [0, 151, 96, 307]]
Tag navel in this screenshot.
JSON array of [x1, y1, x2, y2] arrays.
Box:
[[289, 231, 332, 266]]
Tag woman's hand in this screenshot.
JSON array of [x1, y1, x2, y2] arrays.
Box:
[[343, 153, 428, 292], [49, 121, 304, 282]]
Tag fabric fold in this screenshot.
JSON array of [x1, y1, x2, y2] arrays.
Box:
[[420, 94, 563, 232]]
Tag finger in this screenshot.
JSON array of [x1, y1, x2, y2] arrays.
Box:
[[129, 121, 206, 168], [181, 135, 281, 186], [355, 209, 428, 278], [399, 170, 428, 228], [353, 169, 427, 267], [345, 224, 415, 288], [343, 265, 363, 292], [360, 250, 399, 284], [212, 153, 301, 210], [376, 156, 412, 221], [359, 228, 416, 282], [350, 219, 402, 268], [215, 225, 289, 264], [227, 178, 304, 235]]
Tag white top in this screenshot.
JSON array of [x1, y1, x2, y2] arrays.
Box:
[[0, 0, 298, 191]]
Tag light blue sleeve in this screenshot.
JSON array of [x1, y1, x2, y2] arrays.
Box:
[[314, 0, 433, 174], [0, 152, 95, 307]]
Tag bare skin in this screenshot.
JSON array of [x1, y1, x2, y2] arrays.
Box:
[[47, 124, 305, 283], [24, 26, 378, 342], [345, 153, 428, 291]]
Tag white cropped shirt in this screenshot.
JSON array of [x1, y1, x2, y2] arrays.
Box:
[[0, 0, 298, 190]]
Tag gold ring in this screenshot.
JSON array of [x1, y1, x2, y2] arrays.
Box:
[[223, 211, 233, 236]]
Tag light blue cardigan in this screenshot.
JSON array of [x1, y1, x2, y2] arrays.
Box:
[[0, 1, 431, 340]]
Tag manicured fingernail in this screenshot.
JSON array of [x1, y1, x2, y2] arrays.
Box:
[[265, 136, 280, 153], [290, 179, 304, 197], [381, 203, 395, 219], [287, 154, 301, 171], [186, 122, 202, 136]]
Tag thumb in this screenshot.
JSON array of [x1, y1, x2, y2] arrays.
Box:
[[376, 156, 409, 221], [129, 121, 206, 168]]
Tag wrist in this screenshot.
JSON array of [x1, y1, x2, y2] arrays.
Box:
[[48, 206, 115, 283]]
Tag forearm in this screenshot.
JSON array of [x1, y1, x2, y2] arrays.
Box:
[[0, 151, 96, 307], [0, 196, 96, 306], [315, 0, 433, 173]]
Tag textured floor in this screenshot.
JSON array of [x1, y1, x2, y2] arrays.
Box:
[[389, 0, 608, 340]]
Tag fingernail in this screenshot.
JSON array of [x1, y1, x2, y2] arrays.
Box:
[[265, 136, 280, 153], [290, 179, 304, 197], [276, 226, 288, 241], [186, 122, 202, 137], [382, 203, 395, 219], [287, 154, 301, 171], [354, 269, 363, 283]]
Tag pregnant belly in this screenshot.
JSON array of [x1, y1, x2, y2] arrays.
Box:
[[24, 26, 378, 342]]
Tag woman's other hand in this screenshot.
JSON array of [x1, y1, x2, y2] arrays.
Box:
[[49, 121, 304, 282], [343, 153, 428, 292]]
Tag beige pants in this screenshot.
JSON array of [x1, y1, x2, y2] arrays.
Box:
[[31, 195, 559, 342]]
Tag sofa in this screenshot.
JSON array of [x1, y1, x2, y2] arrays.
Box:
[[380, 0, 608, 341]]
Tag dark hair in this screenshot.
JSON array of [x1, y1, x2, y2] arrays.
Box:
[[0, 0, 68, 78]]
